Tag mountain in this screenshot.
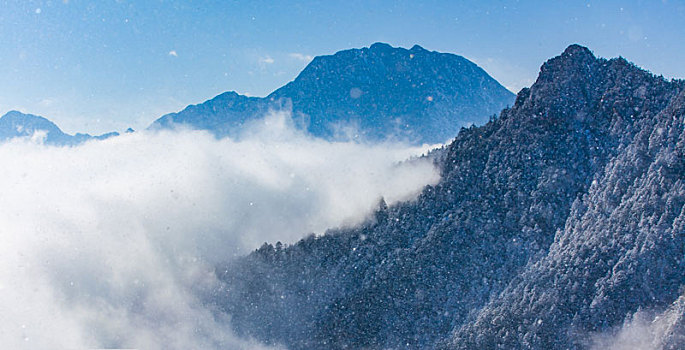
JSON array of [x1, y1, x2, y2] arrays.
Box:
[[150, 43, 515, 144], [0, 110, 119, 145], [213, 45, 685, 349]]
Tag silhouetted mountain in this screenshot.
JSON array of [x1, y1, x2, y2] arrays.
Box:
[[151, 91, 268, 137], [214, 45, 685, 349], [0, 110, 119, 145], [150, 43, 515, 144]]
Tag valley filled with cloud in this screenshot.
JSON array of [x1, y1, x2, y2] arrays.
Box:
[[0, 112, 438, 349]]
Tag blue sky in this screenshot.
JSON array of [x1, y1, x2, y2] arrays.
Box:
[[1, 0, 684, 134]]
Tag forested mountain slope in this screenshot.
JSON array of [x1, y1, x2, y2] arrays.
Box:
[[215, 45, 685, 349]]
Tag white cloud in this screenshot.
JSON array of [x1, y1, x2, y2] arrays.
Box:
[[168, 50, 178, 57], [288, 53, 314, 62], [258, 56, 275, 64], [589, 298, 685, 350], [38, 98, 55, 107], [0, 112, 438, 349]]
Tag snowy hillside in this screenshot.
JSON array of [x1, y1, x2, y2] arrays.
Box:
[[215, 45, 685, 350]]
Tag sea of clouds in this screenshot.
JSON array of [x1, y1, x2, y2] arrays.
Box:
[[0, 112, 440, 349]]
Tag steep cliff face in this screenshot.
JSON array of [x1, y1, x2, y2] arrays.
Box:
[[215, 45, 684, 349], [150, 43, 514, 144]]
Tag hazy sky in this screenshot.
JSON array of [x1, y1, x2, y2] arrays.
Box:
[[1, 0, 684, 134]]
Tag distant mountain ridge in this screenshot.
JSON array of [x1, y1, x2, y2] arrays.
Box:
[[215, 45, 685, 349], [151, 43, 515, 144], [0, 110, 118, 145]]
